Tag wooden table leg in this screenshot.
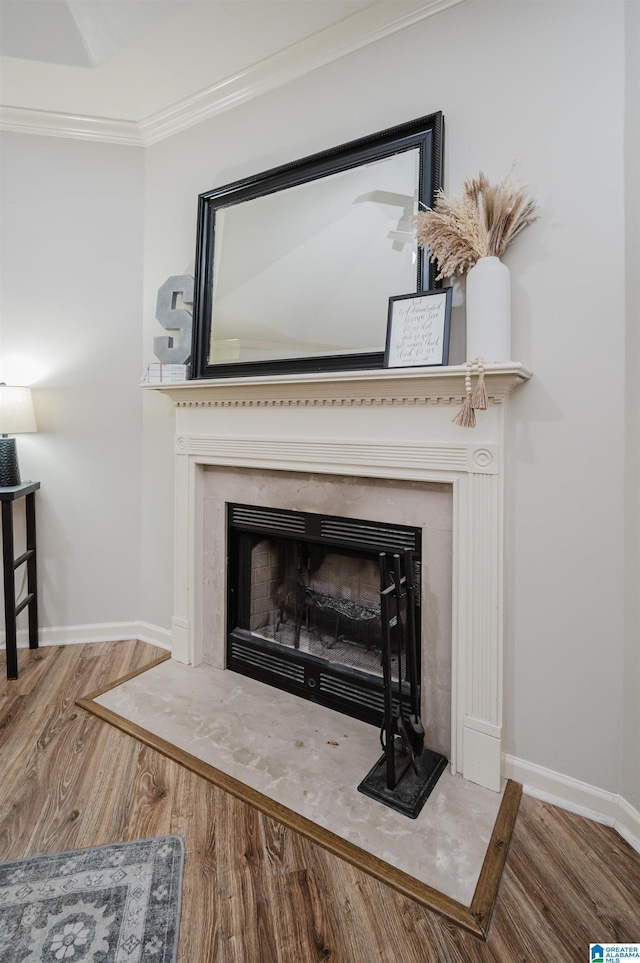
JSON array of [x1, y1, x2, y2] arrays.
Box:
[[2, 499, 18, 679], [25, 492, 38, 651]]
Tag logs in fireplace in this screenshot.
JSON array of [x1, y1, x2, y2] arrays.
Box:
[[226, 503, 422, 727]]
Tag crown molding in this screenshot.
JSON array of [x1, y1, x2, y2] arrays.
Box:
[[0, 105, 143, 146], [0, 0, 467, 147], [139, 0, 466, 145]]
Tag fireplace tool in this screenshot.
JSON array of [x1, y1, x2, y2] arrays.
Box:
[[358, 550, 447, 818]]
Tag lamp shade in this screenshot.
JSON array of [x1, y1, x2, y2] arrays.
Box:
[[0, 384, 37, 435]]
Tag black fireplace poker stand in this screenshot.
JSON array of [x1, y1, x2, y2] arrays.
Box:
[[357, 551, 447, 819]]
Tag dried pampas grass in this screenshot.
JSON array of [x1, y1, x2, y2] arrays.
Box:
[[414, 166, 538, 280]]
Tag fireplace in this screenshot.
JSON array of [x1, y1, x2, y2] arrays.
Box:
[[200, 467, 453, 763], [149, 362, 532, 792], [226, 502, 422, 726]]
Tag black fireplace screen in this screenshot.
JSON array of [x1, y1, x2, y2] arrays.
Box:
[[226, 504, 422, 727]]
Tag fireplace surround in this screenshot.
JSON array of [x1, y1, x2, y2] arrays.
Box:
[[202, 466, 452, 759], [148, 363, 531, 792]]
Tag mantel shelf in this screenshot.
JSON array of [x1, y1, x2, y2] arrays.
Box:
[[143, 362, 532, 409]]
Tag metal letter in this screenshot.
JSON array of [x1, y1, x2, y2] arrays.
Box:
[[154, 275, 194, 364]]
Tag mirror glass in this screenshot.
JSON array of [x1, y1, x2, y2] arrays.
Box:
[[209, 150, 420, 366]]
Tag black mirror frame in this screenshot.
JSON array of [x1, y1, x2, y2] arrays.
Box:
[[191, 111, 444, 380]]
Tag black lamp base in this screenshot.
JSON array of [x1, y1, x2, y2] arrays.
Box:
[[0, 437, 21, 487]]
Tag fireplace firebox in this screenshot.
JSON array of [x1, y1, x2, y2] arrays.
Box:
[[226, 503, 422, 727]]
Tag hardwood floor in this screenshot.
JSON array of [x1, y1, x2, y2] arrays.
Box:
[[1, 641, 639, 962]]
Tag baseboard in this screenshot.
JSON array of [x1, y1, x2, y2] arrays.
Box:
[[131, 622, 172, 650], [616, 795, 640, 852], [0, 621, 171, 652], [503, 754, 640, 854]]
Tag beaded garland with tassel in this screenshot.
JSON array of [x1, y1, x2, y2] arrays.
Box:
[[452, 359, 488, 428]]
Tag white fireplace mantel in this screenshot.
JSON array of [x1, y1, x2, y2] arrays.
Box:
[[145, 361, 531, 408], [146, 362, 532, 793]]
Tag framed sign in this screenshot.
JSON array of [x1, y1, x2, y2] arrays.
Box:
[[384, 288, 452, 368]]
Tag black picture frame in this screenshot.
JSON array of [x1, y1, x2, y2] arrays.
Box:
[[384, 288, 452, 369], [191, 112, 444, 380]]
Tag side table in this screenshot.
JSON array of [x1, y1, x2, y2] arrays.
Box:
[[1, 481, 40, 679]]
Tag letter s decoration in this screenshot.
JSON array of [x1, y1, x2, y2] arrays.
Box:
[[154, 275, 194, 364]]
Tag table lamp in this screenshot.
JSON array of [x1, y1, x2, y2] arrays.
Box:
[[0, 383, 37, 487]]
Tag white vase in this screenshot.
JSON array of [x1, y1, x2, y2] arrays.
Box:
[[465, 256, 511, 362]]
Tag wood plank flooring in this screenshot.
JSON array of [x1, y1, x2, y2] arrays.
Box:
[[1, 640, 639, 962]]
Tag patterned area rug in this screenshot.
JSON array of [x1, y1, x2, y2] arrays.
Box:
[[0, 836, 184, 963]]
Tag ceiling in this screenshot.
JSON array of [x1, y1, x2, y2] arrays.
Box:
[[0, 1, 188, 67], [0, 0, 464, 144]]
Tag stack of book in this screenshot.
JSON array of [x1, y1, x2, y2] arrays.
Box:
[[141, 363, 189, 384]]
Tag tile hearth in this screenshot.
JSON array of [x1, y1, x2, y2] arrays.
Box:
[[93, 657, 504, 908]]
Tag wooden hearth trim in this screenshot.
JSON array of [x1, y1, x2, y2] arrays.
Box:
[[470, 779, 523, 932], [77, 660, 522, 941]]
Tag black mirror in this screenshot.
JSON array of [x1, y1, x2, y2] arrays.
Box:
[[192, 111, 444, 379]]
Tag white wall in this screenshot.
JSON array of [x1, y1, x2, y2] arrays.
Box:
[[141, 0, 632, 798], [0, 134, 144, 636], [623, 0, 640, 814]]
